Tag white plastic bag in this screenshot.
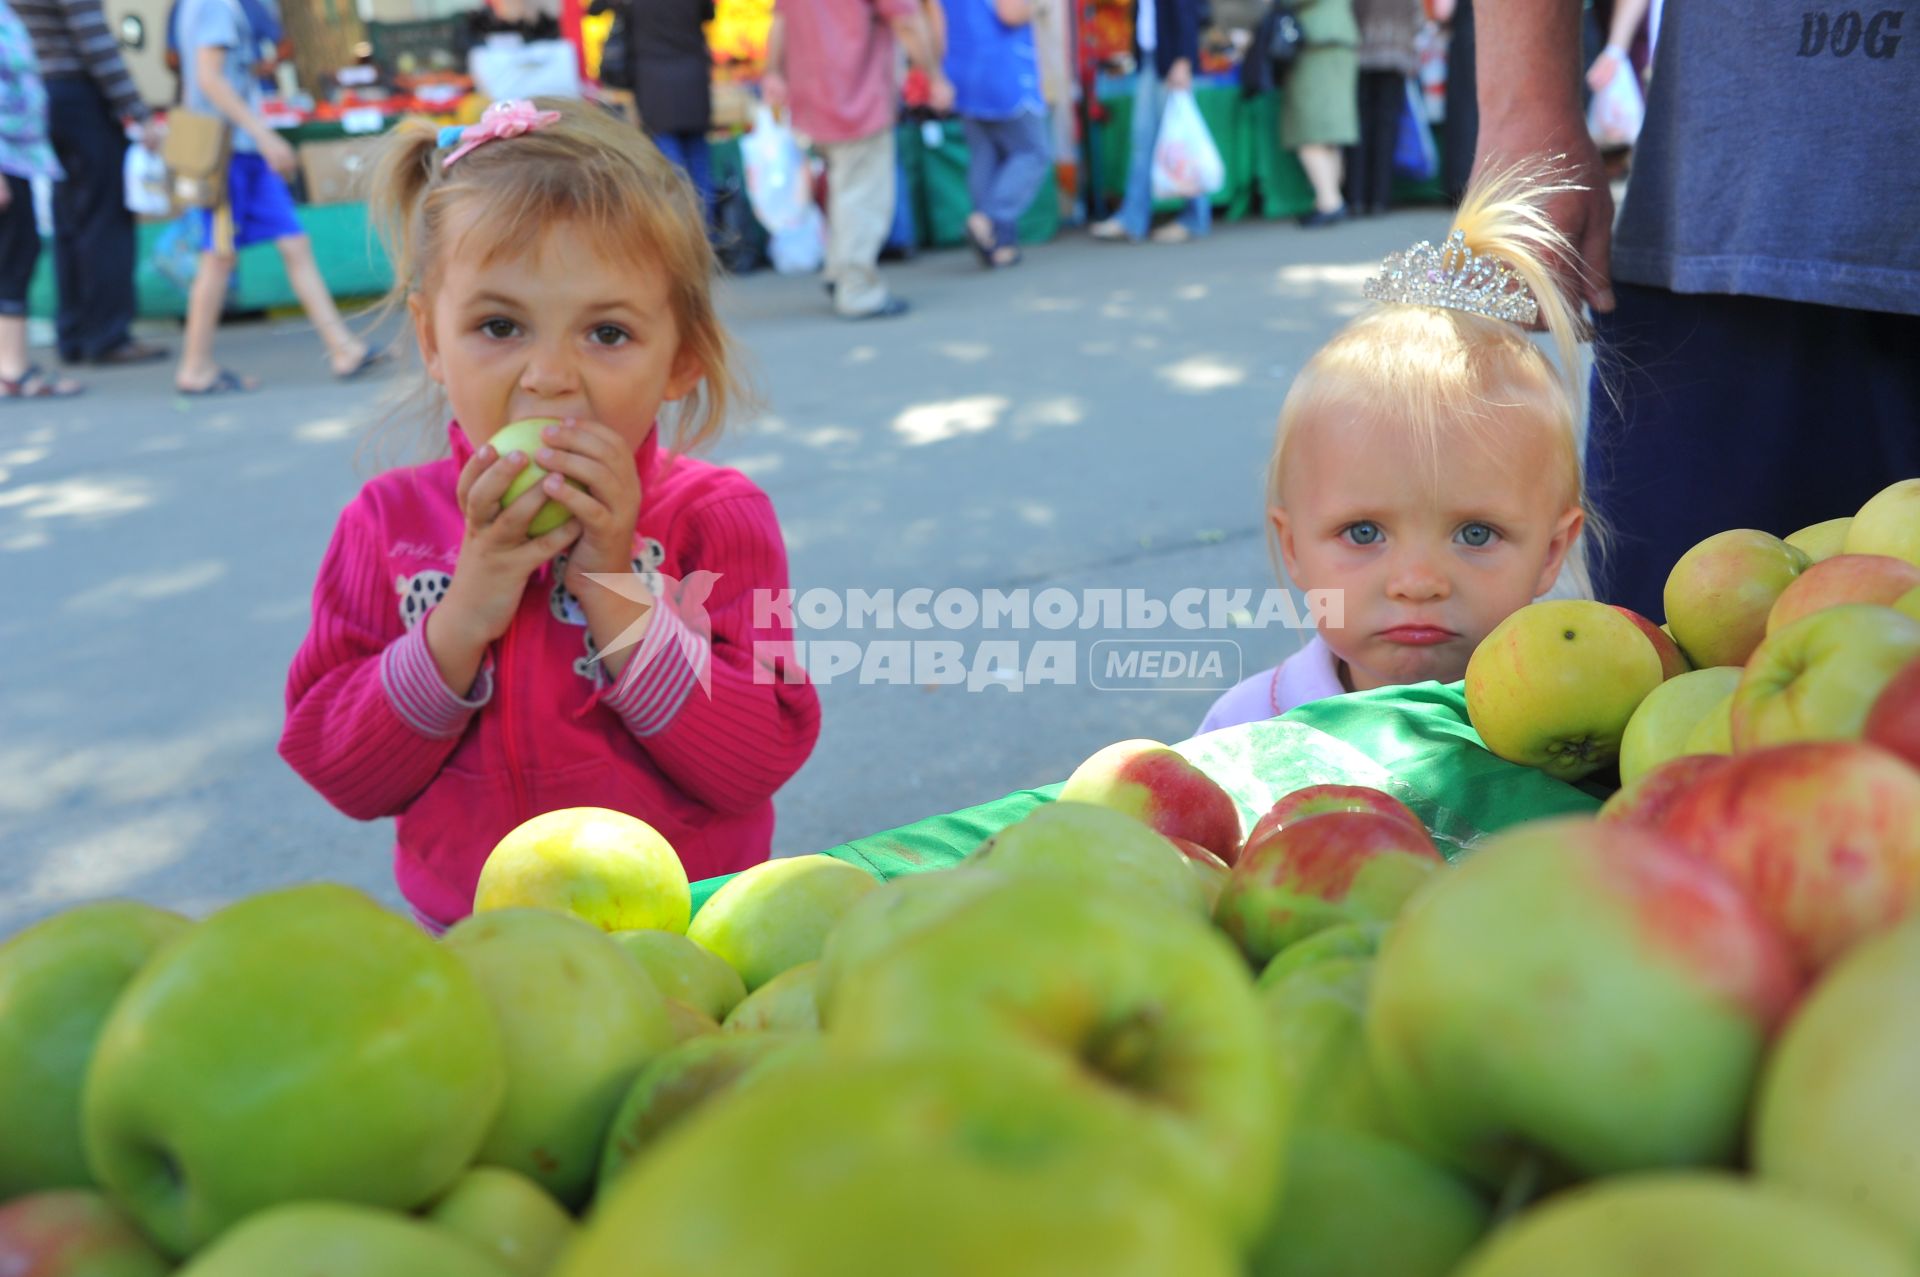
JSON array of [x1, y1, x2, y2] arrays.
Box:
[[768, 203, 825, 276], [1587, 63, 1645, 149], [740, 104, 814, 236], [124, 142, 173, 217], [1150, 89, 1226, 202]]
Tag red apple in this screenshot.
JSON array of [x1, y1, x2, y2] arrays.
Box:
[[1767, 554, 1920, 635], [1863, 654, 1920, 772], [1615, 606, 1690, 679], [1058, 739, 1243, 863], [1247, 785, 1427, 849], [0, 1190, 170, 1277], [1598, 754, 1732, 828], [1652, 742, 1920, 972], [1170, 837, 1233, 912], [1216, 811, 1445, 966]]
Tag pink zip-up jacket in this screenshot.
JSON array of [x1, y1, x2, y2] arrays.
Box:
[[280, 422, 821, 929]]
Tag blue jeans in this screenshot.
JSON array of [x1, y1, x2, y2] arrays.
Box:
[[652, 130, 714, 229], [962, 111, 1051, 248], [1114, 71, 1210, 240]]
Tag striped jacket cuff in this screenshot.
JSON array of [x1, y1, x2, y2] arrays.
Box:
[[602, 601, 703, 736], [379, 614, 492, 739]]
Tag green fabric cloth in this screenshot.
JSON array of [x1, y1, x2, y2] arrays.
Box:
[[1282, 45, 1361, 150], [1292, 0, 1361, 46], [688, 680, 1603, 915]]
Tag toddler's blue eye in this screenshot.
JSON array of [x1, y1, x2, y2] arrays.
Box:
[[1343, 522, 1383, 546], [1457, 523, 1498, 547]]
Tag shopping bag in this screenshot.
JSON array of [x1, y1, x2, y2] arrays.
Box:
[[1150, 89, 1225, 202], [123, 141, 173, 217], [740, 104, 815, 236], [160, 108, 233, 211], [767, 203, 825, 275], [1587, 62, 1645, 149], [1392, 75, 1438, 181]]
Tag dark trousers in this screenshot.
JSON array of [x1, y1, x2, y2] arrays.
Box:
[[1586, 283, 1920, 618], [0, 176, 39, 315], [45, 77, 137, 361], [651, 130, 713, 229], [1346, 70, 1404, 215], [1442, 0, 1476, 203]]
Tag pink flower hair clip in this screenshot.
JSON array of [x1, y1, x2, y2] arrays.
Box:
[[438, 100, 563, 169]]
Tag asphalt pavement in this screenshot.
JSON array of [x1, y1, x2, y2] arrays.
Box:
[[0, 203, 1456, 932]]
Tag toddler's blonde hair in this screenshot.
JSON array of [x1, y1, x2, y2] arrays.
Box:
[[1266, 164, 1604, 594], [364, 98, 744, 464]]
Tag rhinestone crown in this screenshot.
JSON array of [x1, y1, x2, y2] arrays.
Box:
[[1361, 229, 1539, 325]]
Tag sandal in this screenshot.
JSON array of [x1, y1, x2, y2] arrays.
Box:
[[334, 343, 392, 383], [965, 213, 997, 268], [0, 365, 84, 400], [177, 368, 257, 397]]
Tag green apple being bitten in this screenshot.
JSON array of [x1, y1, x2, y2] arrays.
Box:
[[489, 419, 581, 537]]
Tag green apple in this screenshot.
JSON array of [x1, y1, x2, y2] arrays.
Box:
[[1845, 478, 1920, 568], [812, 868, 1012, 1022], [555, 1047, 1240, 1277], [1754, 922, 1920, 1250], [1173, 838, 1233, 912], [1785, 516, 1853, 564], [0, 1189, 171, 1277], [1766, 554, 1920, 634], [662, 998, 719, 1042], [966, 800, 1207, 918], [177, 1202, 515, 1277], [487, 418, 580, 538], [1898, 585, 1920, 623], [474, 807, 690, 934], [1664, 529, 1812, 668], [1732, 605, 1920, 749], [427, 1167, 575, 1277], [0, 901, 190, 1196], [1366, 819, 1798, 1185], [720, 960, 820, 1032], [828, 875, 1282, 1243], [608, 929, 746, 1022], [1256, 920, 1385, 988], [597, 1031, 805, 1194], [1453, 1173, 1916, 1277], [1057, 738, 1243, 863], [1685, 691, 1735, 754], [442, 908, 676, 1208], [83, 884, 505, 1258], [1261, 954, 1398, 1139], [685, 855, 878, 991], [1618, 666, 1744, 783], [1464, 600, 1666, 781]]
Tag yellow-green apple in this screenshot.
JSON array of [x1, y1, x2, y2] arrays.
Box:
[[1845, 478, 1920, 567], [177, 1202, 514, 1277], [1864, 654, 1920, 770], [1649, 741, 1920, 972], [1256, 920, 1385, 988], [662, 999, 719, 1042], [1597, 753, 1730, 826], [0, 901, 189, 1196], [1664, 530, 1812, 668], [1898, 585, 1920, 623], [967, 801, 1207, 918], [1767, 554, 1920, 635], [828, 875, 1282, 1243], [83, 884, 504, 1257], [442, 908, 675, 1208], [1246, 784, 1425, 847], [0, 1190, 170, 1277], [1454, 1173, 1916, 1277], [608, 929, 746, 1022], [474, 807, 690, 934], [1216, 811, 1445, 966], [1172, 838, 1233, 911], [685, 856, 878, 991], [1366, 820, 1798, 1185], [1619, 667, 1744, 783], [719, 960, 820, 1032], [555, 1046, 1240, 1277], [812, 868, 1012, 1021], [488, 418, 582, 538], [1785, 516, 1853, 564], [1465, 600, 1666, 781], [1260, 955, 1395, 1137], [1686, 691, 1735, 754], [1615, 605, 1689, 679], [597, 1031, 805, 1193], [1734, 605, 1920, 749], [427, 1167, 575, 1277], [1057, 738, 1243, 863], [1754, 922, 1920, 1251]]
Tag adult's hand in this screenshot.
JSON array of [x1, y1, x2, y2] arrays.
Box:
[[1166, 57, 1193, 92], [1474, 121, 1615, 315], [138, 117, 166, 155], [761, 72, 789, 111], [927, 71, 956, 114]]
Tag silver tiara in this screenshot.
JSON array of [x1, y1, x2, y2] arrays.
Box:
[[1361, 229, 1539, 325]]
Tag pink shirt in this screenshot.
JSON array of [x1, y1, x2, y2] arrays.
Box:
[[1195, 635, 1348, 735], [777, 0, 919, 143]]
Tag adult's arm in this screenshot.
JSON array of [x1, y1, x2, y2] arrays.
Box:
[[57, 0, 152, 121], [886, 2, 955, 110], [1473, 0, 1615, 312], [1588, 0, 1648, 88], [994, 0, 1033, 25], [762, 11, 788, 108]]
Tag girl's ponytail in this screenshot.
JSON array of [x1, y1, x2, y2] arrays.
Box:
[[367, 118, 445, 306]]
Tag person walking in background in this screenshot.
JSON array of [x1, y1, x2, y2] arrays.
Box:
[[1434, 0, 1473, 203], [0, 0, 81, 399], [763, 0, 952, 319], [1089, 0, 1208, 246], [947, 0, 1049, 268], [17, 0, 168, 366], [624, 0, 716, 228], [1346, 0, 1421, 216], [1282, 0, 1359, 226], [173, 0, 383, 394]]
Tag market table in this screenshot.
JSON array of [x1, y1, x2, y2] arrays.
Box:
[[688, 681, 1605, 914]]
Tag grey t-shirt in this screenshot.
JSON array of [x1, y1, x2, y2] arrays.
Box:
[[176, 0, 271, 154], [1612, 3, 1919, 317]]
